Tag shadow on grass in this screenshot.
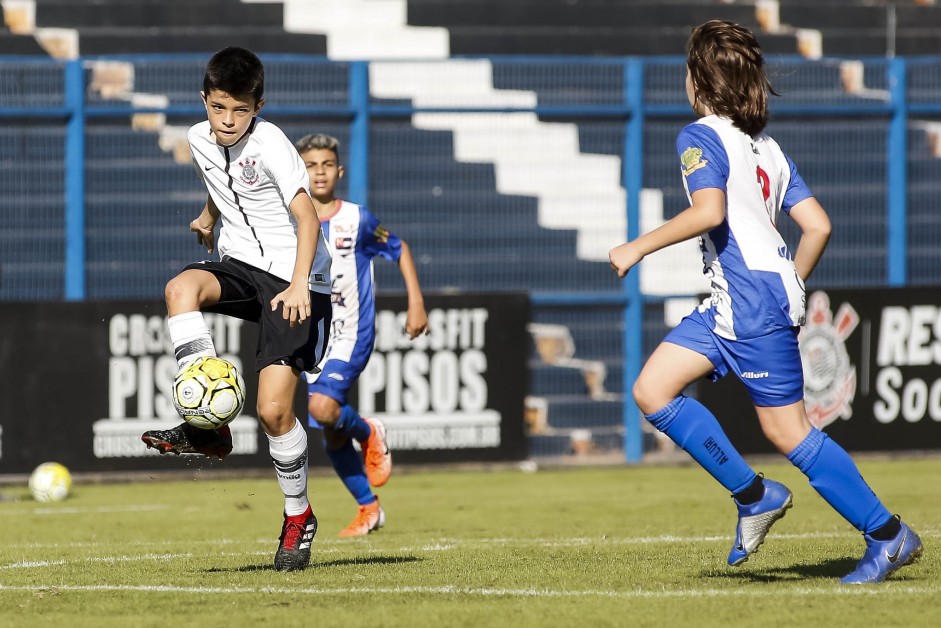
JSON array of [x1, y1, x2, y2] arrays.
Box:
[[702, 556, 861, 582], [206, 554, 422, 573]]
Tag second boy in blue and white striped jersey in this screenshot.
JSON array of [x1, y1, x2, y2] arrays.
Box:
[[296, 133, 428, 537]]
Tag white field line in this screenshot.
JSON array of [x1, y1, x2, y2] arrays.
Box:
[[2, 530, 938, 573], [0, 504, 169, 516], [2, 529, 939, 554], [0, 583, 937, 599]]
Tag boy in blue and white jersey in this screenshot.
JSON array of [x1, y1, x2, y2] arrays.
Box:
[[609, 20, 922, 584], [296, 133, 428, 537]]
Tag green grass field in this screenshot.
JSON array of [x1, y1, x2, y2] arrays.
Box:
[[1, 457, 938, 627]]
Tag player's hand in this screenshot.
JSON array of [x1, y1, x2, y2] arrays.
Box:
[[609, 242, 644, 278], [270, 284, 311, 328], [190, 219, 215, 254], [404, 307, 429, 340]]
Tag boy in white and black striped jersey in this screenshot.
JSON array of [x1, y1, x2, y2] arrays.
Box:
[[141, 46, 331, 573]]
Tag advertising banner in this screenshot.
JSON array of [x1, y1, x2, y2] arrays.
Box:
[[0, 293, 529, 473], [698, 287, 941, 454]]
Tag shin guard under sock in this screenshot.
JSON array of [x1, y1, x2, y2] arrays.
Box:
[[787, 427, 893, 534], [645, 395, 756, 494]]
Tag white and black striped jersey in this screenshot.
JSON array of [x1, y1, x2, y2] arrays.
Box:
[[188, 117, 332, 294]]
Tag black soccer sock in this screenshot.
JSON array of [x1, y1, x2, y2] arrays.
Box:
[[868, 515, 902, 541], [733, 474, 765, 505]]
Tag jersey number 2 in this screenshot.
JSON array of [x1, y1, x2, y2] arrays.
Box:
[[756, 166, 771, 201], [756, 165, 774, 224]]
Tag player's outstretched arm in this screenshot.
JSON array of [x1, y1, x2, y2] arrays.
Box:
[[788, 197, 831, 282], [190, 195, 221, 253], [609, 187, 725, 278], [397, 239, 428, 339], [271, 190, 319, 327]]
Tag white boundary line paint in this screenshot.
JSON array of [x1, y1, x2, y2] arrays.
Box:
[[3, 530, 938, 572], [0, 583, 937, 599], [2, 529, 938, 552], [0, 504, 168, 516]]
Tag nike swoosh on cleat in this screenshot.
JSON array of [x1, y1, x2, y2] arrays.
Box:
[[885, 530, 907, 563]]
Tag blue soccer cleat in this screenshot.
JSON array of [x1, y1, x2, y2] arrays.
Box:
[[841, 518, 923, 584], [728, 478, 793, 566]]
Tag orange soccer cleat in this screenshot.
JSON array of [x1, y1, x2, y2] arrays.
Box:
[[338, 499, 386, 538], [361, 417, 392, 487]]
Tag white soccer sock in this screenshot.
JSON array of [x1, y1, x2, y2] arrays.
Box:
[[268, 418, 310, 516], [167, 311, 216, 369]]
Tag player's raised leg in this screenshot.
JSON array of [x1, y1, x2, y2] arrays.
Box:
[[142, 268, 233, 458]]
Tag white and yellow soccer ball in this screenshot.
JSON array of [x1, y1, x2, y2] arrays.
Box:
[[172, 356, 246, 430], [29, 462, 72, 503]]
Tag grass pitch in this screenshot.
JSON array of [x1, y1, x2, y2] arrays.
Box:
[[0, 457, 938, 627]]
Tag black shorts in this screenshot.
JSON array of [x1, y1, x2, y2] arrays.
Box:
[[185, 257, 332, 373]]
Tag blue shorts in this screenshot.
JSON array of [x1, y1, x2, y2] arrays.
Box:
[[664, 311, 804, 407], [307, 356, 365, 406]]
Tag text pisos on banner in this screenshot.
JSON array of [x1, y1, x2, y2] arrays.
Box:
[[358, 307, 501, 450]]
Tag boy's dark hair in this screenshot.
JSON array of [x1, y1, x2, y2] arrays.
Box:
[[687, 20, 777, 136], [294, 134, 341, 162], [203, 47, 264, 103]]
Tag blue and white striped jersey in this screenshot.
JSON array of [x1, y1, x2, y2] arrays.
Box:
[[678, 115, 813, 340], [319, 200, 402, 364]]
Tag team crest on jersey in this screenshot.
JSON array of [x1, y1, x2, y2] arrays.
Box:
[[680, 147, 708, 177], [799, 291, 859, 429], [373, 225, 390, 243], [239, 158, 259, 185]]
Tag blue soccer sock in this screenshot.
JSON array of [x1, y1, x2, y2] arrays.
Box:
[[787, 427, 893, 534], [325, 439, 376, 506], [334, 404, 372, 442], [646, 395, 757, 494]]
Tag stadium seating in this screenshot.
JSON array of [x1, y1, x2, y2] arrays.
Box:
[[0, 126, 66, 300], [407, 0, 799, 56], [777, 0, 941, 56], [9, 0, 941, 60], [30, 0, 325, 55]]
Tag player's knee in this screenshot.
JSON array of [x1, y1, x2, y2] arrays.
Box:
[[308, 394, 340, 428], [256, 399, 292, 429], [632, 377, 661, 416], [759, 422, 803, 455], [164, 275, 189, 307]]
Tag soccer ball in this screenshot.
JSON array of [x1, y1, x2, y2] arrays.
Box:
[[172, 356, 246, 430], [29, 462, 72, 503]]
